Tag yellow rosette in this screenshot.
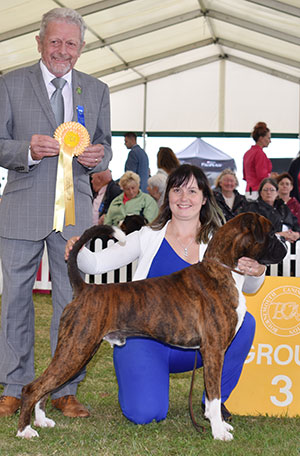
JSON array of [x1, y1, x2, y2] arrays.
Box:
[[53, 122, 90, 231]]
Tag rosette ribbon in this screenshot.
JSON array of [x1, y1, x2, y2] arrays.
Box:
[[53, 122, 90, 231]]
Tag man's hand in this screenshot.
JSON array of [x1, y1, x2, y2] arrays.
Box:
[[77, 144, 105, 168], [30, 135, 60, 160]]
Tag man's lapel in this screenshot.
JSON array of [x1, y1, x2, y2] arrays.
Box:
[[72, 70, 95, 140], [28, 62, 57, 130], [72, 70, 83, 123]]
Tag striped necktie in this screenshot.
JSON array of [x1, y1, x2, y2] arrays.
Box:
[[50, 78, 66, 125]]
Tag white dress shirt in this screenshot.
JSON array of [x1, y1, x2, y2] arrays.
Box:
[[28, 60, 73, 166]]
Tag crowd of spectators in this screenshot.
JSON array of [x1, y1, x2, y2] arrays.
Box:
[[91, 129, 300, 243], [92, 145, 180, 232]]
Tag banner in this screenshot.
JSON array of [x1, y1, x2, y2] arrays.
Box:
[[226, 276, 300, 417]]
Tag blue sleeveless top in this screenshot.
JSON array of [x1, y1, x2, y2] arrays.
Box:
[[147, 238, 191, 278]]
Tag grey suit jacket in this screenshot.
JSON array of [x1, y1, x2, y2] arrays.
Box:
[[0, 63, 112, 241]]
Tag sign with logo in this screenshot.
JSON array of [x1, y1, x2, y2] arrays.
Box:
[[226, 276, 300, 417]]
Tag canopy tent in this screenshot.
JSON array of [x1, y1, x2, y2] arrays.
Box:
[[176, 138, 236, 186], [1, 0, 300, 136]]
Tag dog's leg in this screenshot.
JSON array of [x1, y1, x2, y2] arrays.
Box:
[[17, 367, 84, 438], [17, 365, 82, 439], [17, 386, 37, 438], [34, 394, 55, 429], [17, 394, 55, 439], [204, 396, 233, 440], [16, 325, 103, 439], [17, 386, 49, 439], [201, 347, 234, 441]]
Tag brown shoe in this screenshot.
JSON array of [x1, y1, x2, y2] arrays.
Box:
[[51, 395, 90, 418], [0, 396, 21, 417]]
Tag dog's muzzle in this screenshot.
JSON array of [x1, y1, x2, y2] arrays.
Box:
[[257, 233, 287, 265]]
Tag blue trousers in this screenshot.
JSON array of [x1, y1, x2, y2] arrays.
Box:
[[113, 311, 255, 424]]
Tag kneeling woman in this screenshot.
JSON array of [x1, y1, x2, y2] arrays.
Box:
[[65, 165, 265, 424]]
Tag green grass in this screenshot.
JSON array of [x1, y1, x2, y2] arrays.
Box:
[[0, 294, 299, 456]]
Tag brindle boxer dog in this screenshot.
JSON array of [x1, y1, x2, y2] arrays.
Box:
[[16, 212, 286, 441]]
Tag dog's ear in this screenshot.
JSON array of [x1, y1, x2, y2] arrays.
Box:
[[252, 216, 265, 243], [241, 212, 265, 243]]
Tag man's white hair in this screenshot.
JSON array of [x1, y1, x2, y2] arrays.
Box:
[[39, 8, 86, 43]]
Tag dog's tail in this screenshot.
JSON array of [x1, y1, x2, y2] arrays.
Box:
[[67, 224, 126, 296]]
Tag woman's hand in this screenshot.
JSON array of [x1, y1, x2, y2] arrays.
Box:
[[65, 236, 80, 261], [238, 257, 266, 276]]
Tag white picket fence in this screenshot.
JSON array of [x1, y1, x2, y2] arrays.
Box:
[[0, 239, 299, 295], [29, 239, 300, 291], [30, 238, 138, 292], [268, 241, 300, 277]]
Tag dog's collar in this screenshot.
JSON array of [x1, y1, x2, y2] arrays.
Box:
[[203, 258, 245, 276]]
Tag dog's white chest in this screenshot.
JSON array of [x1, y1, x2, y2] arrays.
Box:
[[232, 272, 247, 334]]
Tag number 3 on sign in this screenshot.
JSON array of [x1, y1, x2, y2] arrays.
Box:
[[270, 375, 293, 407]]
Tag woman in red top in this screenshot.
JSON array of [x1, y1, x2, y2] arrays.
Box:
[[243, 122, 272, 200]]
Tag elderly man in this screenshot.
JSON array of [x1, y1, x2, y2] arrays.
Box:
[[91, 169, 121, 225], [0, 8, 111, 417]]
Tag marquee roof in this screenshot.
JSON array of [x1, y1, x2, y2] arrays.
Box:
[[1, 0, 300, 134]]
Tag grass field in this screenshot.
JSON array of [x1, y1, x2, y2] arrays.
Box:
[[0, 293, 299, 456]]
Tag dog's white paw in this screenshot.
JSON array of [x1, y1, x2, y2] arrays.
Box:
[[206, 398, 234, 441], [112, 226, 126, 244], [34, 417, 55, 428], [16, 425, 39, 439], [217, 430, 234, 442], [33, 400, 55, 428], [212, 422, 234, 441], [223, 421, 234, 432]]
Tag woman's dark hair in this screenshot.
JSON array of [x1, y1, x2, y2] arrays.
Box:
[[258, 177, 278, 197], [251, 122, 270, 142], [151, 164, 223, 243], [157, 147, 180, 174], [276, 172, 293, 185]]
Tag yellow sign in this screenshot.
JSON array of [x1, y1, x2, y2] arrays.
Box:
[[226, 276, 300, 417]]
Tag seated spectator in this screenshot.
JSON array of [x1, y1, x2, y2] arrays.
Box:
[[243, 177, 300, 243], [276, 172, 300, 224], [104, 171, 159, 227], [213, 169, 247, 221], [91, 169, 122, 225], [147, 174, 166, 207]]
